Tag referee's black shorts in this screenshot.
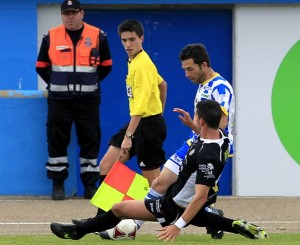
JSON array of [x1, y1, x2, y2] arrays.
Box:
[[109, 114, 167, 170]]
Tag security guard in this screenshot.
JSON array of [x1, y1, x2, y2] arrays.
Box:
[[36, 0, 112, 200]]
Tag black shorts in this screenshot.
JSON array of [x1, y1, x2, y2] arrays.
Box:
[[144, 195, 184, 227], [108, 114, 167, 170], [145, 192, 215, 228]]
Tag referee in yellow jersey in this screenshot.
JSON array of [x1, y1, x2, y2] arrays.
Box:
[[97, 19, 167, 213]]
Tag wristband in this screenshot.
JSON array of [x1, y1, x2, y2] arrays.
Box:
[[174, 217, 186, 229]]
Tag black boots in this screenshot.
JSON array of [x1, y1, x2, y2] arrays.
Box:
[[51, 172, 99, 200], [52, 179, 65, 200]]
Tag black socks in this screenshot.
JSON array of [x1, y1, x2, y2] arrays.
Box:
[[76, 210, 121, 235]]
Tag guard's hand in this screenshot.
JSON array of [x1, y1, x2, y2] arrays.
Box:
[[157, 225, 181, 242]]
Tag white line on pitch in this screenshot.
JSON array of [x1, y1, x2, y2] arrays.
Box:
[[0, 223, 50, 225]]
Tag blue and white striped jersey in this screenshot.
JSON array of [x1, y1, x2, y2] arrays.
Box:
[[194, 73, 235, 155], [172, 72, 235, 173]]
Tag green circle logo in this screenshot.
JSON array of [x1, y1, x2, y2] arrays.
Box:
[[272, 40, 300, 166]]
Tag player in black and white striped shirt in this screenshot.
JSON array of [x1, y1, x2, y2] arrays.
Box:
[[50, 100, 268, 242]]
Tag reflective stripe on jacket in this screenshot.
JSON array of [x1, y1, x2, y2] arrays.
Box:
[[48, 22, 100, 95]]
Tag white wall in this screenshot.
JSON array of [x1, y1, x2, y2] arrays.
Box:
[[37, 4, 60, 90], [234, 5, 300, 196]]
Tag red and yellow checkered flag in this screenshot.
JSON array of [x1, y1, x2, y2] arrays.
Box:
[[90, 161, 149, 211]]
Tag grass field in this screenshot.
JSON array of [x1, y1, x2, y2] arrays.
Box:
[[2, 197, 299, 244], [1, 233, 300, 244]]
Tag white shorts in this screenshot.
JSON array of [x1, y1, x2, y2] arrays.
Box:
[[163, 153, 183, 175]]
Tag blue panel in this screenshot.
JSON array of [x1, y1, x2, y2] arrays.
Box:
[[0, 3, 37, 90], [0, 7, 232, 197], [0, 95, 78, 196], [37, 0, 300, 4], [219, 157, 232, 195], [83, 9, 233, 195]]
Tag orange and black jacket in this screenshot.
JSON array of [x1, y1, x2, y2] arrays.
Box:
[[36, 22, 112, 98]]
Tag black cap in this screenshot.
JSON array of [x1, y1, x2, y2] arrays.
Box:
[[61, 0, 81, 14]]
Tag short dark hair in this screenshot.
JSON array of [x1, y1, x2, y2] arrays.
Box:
[[179, 43, 211, 67], [196, 100, 221, 129], [118, 19, 144, 37]]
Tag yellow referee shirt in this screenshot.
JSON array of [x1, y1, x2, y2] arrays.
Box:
[[126, 50, 163, 118]]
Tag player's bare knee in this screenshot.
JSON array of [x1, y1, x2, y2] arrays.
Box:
[[111, 203, 126, 218], [151, 176, 161, 189]]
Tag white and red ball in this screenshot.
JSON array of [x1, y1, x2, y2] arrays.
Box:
[[107, 219, 137, 240]]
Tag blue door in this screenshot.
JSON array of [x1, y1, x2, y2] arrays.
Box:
[[82, 8, 233, 195]]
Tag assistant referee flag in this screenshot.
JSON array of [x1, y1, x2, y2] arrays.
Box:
[[90, 161, 149, 211]]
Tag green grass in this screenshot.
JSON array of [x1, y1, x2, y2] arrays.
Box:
[[1, 233, 300, 245]]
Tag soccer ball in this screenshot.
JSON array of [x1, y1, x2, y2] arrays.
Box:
[[107, 219, 137, 240]]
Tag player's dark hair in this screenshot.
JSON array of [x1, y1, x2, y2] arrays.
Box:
[[196, 100, 221, 129], [179, 43, 211, 67], [118, 19, 144, 37]]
